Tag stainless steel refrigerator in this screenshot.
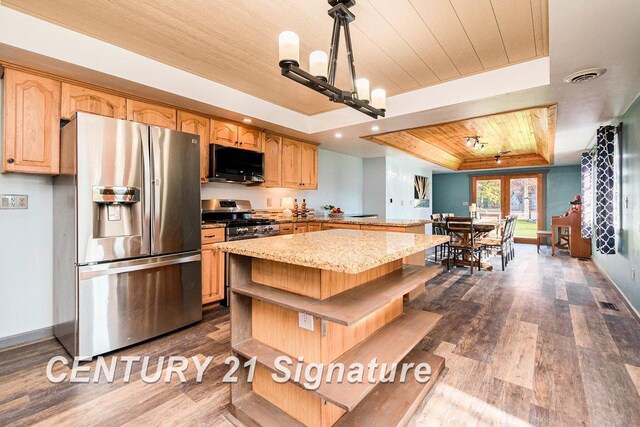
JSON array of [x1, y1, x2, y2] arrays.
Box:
[[53, 112, 202, 359]]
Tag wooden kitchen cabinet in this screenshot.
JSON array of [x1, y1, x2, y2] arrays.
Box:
[[300, 142, 318, 189], [61, 83, 126, 119], [238, 126, 263, 151], [126, 99, 176, 129], [293, 223, 307, 234], [2, 68, 61, 175], [201, 243, 225, 304], [211, 119, 263, 152], [281, 138, 302, 188], [279, 223, 293, 235], [211, 119, 238, 147], [201, 227, 225, 304], [321, 223, 361, 230], [281, 138, 318, 189], [178, 110, 210, 183], [306, 222, 322, 232], [263, 133, 282, 187]]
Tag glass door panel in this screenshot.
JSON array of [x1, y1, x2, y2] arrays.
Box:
[[509, 177, 538, 238], [475, 179, 502, 221]]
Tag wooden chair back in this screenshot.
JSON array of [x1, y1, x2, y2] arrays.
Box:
[[445, 216, 475, 246], [432, 222, 447, 236], [430, 213, 443, 221]]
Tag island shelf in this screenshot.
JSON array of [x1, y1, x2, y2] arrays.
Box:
[[217, 230, 449, 427]]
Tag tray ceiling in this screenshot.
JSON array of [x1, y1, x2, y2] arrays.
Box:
[[3, 0, 549, 115], [366, 105, 557, 171]]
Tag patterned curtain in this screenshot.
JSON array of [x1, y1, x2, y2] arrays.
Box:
[[581, 152, 593, 238], [595, 126, 616, 254]]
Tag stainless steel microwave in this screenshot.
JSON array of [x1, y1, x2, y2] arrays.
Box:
[[208, 144, 265, 184]]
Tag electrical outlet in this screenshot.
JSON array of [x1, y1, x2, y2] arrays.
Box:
[[632, 269, 636, 281], [463, 201, 469, 206], [0, 195, 28, 209], [266, 197, 272, 207], [298, 313, 314, 331]]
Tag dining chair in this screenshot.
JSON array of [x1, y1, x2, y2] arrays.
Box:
[[442, 213, 454, 218], [445, 216, 484, 274], [431, 222, 449, 262], [430, 213, 443, 222], [478, 216, 516, 271]]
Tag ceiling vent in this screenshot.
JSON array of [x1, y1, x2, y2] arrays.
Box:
[[564, 68, 607, 83]]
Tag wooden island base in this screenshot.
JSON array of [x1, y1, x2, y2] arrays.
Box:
[[226, 249, 446, 427]]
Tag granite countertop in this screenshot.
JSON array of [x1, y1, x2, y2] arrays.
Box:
[[215, 229, 449, 274], [201, 223, 226, 229], [275, 217, 433, 227]]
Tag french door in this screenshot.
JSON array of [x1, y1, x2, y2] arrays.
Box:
[[472, 173, 544, 243]]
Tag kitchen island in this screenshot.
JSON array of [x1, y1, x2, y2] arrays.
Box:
[[216, 229, 449, 427]]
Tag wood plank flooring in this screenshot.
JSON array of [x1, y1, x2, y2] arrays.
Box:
[[1, 245, 640, 426]]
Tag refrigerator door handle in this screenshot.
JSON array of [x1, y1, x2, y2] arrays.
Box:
[[79, 253, 201, 280], [141, 125, 152, 256]]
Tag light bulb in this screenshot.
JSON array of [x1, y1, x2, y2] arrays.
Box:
[[466, 138, 472, 147], [480, 144, 486, 151], [309, 50, 328, 80], [473, 141, 479, 150], [355, 78, 370, 101], [278, 31, 299, 67], [371, 88, 386, 110]]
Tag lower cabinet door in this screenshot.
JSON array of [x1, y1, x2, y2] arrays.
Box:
[[202, 244, 225, 304]]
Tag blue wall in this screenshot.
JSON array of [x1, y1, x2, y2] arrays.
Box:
[[432, 165, 581, 229], [593, 96, 640, 314]]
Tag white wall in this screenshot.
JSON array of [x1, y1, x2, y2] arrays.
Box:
[[385, 157, 433, 220], [0, 77, 54, 338], [361, 156, 433, 222], [201, 149, 364, 213]]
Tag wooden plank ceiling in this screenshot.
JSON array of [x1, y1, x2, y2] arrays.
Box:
[[3, 0, 549, 115], [367, 105, 557, 171]]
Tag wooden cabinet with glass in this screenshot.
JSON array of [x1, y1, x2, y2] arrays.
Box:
[[126, 99, 177, 129], [178, 110, 210, 183], [61, 83, 126, 120], [2, 68, 61, 175]]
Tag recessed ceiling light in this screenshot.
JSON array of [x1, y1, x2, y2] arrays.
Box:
[[564, 67, 607, 83], [335, 132, 343, 138], [242, 118, 253, 123], [371, 125, 380, 131]]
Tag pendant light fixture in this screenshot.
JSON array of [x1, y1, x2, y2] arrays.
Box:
[[278, 0, 386, 119]]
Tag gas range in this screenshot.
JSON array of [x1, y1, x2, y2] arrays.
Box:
[[201, 199, 279, 241]]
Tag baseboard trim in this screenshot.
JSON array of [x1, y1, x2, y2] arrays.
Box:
[[0, 327, 54, 351], [592, 258, 640, 321]]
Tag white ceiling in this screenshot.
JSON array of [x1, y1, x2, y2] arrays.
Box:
[[1, 1, 639, 172]]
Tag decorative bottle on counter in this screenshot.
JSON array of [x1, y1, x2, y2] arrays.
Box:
[[293, 199, 299, 217], [301, 199, 307, 218]]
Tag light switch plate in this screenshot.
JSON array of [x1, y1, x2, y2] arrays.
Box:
[[298, 313, 314, 331], [0, 194, 28, 209]]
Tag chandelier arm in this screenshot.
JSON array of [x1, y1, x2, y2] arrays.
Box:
[[327, 15, 342, 86], [342, 18, 358, 95]]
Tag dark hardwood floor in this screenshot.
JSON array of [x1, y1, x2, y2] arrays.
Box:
[[1, 244, 640, 426]]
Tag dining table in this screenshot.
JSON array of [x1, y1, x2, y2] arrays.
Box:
[[440, 222, 497, 271]]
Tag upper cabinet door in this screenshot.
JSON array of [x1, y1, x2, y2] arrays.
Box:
[[300, 143, 318, 189], [178, 110, 210, 183], [211, 120, 238, 147], [238, 126, 263, 152], [61, 83, 126, 119], [263, 133, 282, 187], [281, 138, 302, 188], [126, 99, 176, 129], [3, 69, 61, 175]]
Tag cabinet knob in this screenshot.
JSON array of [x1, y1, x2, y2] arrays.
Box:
[[7, 158, 14, 164], [239, 141, 243, 145]]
